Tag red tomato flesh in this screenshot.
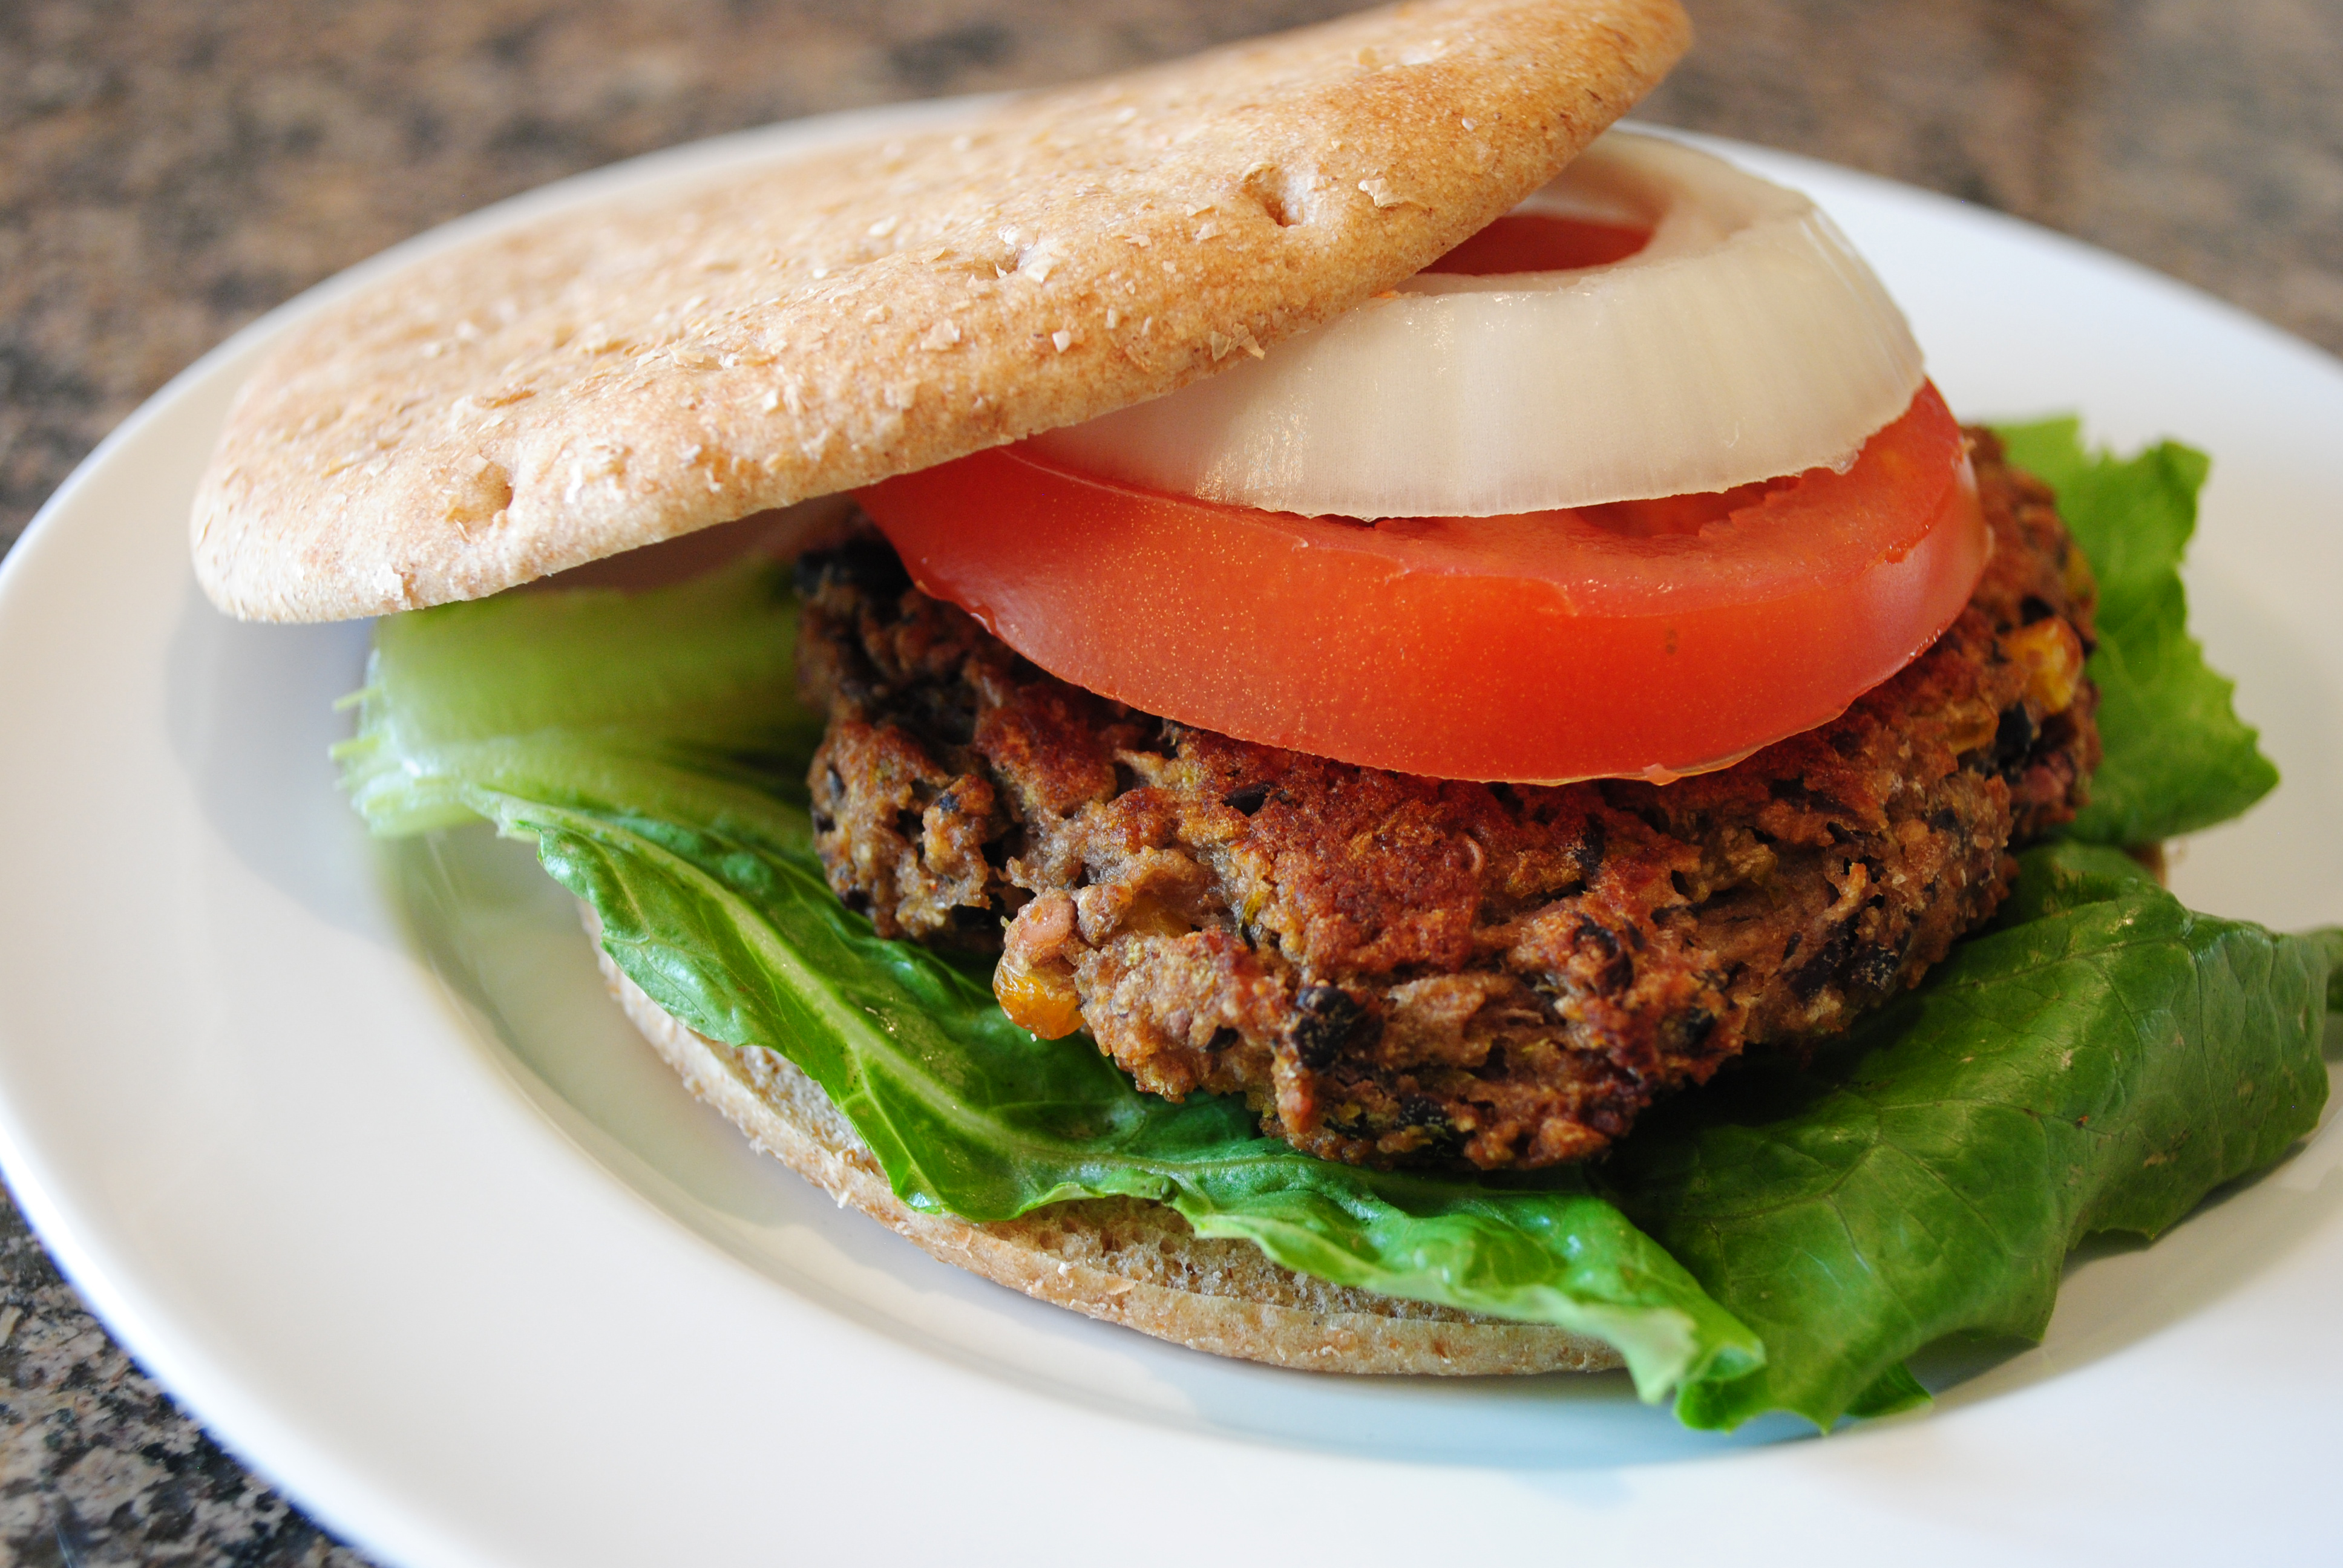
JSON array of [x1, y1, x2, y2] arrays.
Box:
[[857, 383, 1987, 783], [1421, 212, 1650, 275]]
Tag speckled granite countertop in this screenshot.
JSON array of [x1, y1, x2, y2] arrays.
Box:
[[3, 1, 2339, 1562]]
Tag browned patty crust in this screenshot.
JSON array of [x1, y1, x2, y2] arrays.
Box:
[[796, 431, 2100, 1169]]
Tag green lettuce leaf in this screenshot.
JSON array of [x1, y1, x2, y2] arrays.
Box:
[[1994, 419, 2278, 841], [1606, 840, 2334, 1429], [335, 564, 822, 841], [347, 563, 1761, 1406]]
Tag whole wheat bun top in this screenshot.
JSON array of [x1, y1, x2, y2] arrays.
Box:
[[192, 0, 1689, 622]]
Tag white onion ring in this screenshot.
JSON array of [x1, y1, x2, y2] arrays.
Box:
[[1029, 130, 1927, 517]]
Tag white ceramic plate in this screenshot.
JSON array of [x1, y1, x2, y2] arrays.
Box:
[[1, 104, 2339, 1567]]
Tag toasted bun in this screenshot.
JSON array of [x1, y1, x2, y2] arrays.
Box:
[[194, 0, 1688, 622], [590, 931, 1620, 1376]]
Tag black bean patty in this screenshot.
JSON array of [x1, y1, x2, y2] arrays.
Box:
[[796, 430, 2100, 1169]]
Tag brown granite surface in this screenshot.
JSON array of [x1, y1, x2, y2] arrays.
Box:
[[2, 1, 2339, 1562]]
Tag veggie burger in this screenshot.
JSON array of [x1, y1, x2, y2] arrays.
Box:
[[191, 0, 2335, 1420]]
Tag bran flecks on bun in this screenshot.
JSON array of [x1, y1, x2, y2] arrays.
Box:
[[192, 0, 1691, 622]]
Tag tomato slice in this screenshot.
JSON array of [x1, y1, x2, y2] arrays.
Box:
[[1420, 212, 1650, 275], [857, 383, 1987, 783]]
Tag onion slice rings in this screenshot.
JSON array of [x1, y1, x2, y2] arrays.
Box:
[[1030, 131, 1927, 520]]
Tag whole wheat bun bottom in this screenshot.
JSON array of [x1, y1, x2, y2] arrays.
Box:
[[585, 913, 1620, 1376]]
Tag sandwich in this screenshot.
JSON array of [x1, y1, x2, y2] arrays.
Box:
[[191, 0, 2339, 1429]]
